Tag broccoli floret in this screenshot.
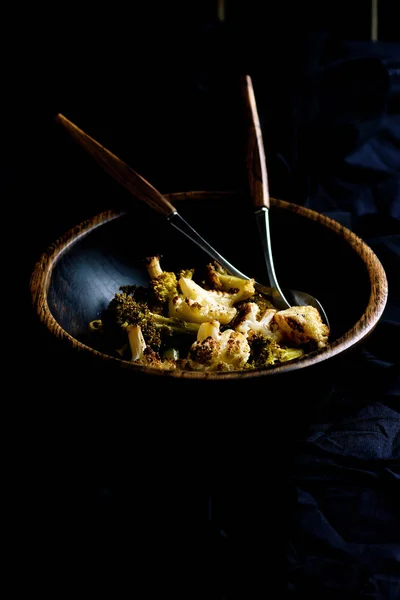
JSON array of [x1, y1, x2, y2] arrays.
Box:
[[119, 283, 164, 314], [103, 292, 162, 350], [102, 291, 200, 355], [145, 255, 179, 304], [246, 331, 304, 368], [119, 284, 150, 303], [152, 271, 179, 304]]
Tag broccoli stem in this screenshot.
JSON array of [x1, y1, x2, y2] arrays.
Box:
[[153, 313, 200, 335]]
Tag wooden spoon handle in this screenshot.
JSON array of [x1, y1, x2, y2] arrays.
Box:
[[241, 75, 270, 210], [55, 114, 176, 217]]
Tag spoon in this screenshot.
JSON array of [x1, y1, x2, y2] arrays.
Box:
[[241, 75, 330, 325], [55, 113, 329, 327]]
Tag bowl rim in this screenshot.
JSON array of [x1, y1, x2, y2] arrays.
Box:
[[29, 191, 388, 380]]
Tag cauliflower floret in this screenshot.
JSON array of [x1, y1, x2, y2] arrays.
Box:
[[187, 320, 250, 372], [232, 302, 278, 337], [273, 305, 329, 349], [179, 276, 237, 307], [168, 277, 237, 325], [207, 262, 256, 304], [126, 323, 147, 361], [168, 296, 237, 325]]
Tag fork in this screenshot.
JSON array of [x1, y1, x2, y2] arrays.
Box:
[[241, 74, 329, 326]]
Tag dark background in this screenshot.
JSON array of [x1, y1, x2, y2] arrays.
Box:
[[5, 0, 398, 268], [4, 1, 400, 597]]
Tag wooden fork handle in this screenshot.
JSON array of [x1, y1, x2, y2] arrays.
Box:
[[55, 114, 176, 217], [241, 75, 270, 210]]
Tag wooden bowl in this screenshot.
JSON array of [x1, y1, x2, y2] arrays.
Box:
[[30, 191, 388, 391]]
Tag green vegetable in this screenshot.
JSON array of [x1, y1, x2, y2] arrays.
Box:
[[246, 332, 304, 368]]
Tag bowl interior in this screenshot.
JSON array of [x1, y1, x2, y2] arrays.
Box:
[[43, 192, 376, 375]]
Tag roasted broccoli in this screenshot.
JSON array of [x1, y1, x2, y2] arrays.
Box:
[[100, 290, 199, 361], [145, 255, 179, 304], [246, 331, 304, 368], [88, 255, 330, 371], [102, 291, 162, 350]]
